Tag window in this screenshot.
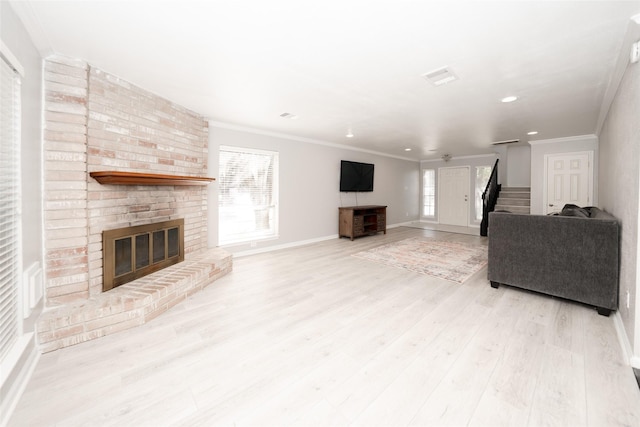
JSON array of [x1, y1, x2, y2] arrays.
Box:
[[218, 146, 279, 245], [475, 165, 492, 221], [422, 169, 436, 217], [0, 51, 22, 361]]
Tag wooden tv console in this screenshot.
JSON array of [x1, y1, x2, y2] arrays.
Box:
[[339, 205, 387, 240]]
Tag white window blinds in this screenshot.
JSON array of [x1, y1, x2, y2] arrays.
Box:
[[218, 146, 279, 245], [0, 54, 22, 361], [422, 169, 435, 217]]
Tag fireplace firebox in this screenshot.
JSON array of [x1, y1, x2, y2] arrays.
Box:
[[102, 219, 184, 291]]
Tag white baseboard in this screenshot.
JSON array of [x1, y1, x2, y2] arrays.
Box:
[[233, 234, 339, 257], [0, 333, 40, 427], [613, 311, 640, 369], [232, 221, 415, 257]]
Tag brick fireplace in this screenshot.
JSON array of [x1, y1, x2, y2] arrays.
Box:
[[38, 55, 231, 352]]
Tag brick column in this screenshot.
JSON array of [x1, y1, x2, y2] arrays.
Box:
[[43, 57, 90, 304]]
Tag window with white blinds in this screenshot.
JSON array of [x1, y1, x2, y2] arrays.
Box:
[[218, 146, 279, 245], [422, 169, 436, 218], [0, 54, 22, 361]]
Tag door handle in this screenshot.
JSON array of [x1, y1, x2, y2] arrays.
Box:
[[549, 204, 554, 207]]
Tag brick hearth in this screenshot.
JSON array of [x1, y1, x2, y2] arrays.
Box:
[[38, 248, 231, 353]]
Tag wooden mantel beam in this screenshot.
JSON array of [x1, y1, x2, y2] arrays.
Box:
[[90, 171, 215, 186]]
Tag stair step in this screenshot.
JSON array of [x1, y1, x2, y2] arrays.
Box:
[[501, 187, 531, 192], [495, 205, 530, 214], [496, 198, 530, 206], [499, 192, 530, 199]]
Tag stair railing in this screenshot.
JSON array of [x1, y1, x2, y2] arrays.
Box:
[[480, 159, 501, 236]]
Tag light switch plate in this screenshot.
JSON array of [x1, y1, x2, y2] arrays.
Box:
[[631, 41, 640, 64]]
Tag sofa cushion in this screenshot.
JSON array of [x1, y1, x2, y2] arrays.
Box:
[[560, 204, 590, 218]]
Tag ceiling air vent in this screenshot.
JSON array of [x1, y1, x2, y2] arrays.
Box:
[[279, 112, 298, 120], [422, 66, 458, 86], [491, 139, 520, 146]]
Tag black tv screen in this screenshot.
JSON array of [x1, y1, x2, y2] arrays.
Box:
[[340, 160, 374, 192]]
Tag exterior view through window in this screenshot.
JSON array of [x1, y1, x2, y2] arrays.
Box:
[[475, 165, 492, 221], [218, 146, 279, 245], [422, 169, 435, 217]]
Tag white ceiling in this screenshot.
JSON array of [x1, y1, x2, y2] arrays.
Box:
[[10, 0, 640, 160]]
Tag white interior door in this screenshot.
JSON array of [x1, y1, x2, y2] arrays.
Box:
[[545, 151, 593, 214], [439, 167, 469, 226]]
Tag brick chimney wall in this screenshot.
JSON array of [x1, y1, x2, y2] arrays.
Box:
[[44, 55, 210, 306]]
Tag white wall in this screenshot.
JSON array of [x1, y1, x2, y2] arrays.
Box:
[[598, 33, 640, 366], [208, 124, 420, 254], [420, 154, 498, 226], [529, 135, 599, 215], [506, 145, 531, 187], [1, 2, 43, 424]]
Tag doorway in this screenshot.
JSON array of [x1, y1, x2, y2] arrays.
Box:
[[544, 151, 593, 214], [438, 166, 470, 226]]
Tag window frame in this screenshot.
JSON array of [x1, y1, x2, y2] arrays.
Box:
[[474, 165, 493, 223], [218, 145, 279, 246], [421, 168, 436, 219], [0, 43, 24, 363]]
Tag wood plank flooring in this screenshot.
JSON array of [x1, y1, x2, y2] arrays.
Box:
[[9, 227, 640, 426]]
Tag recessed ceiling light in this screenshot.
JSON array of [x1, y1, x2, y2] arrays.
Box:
[[346, 131, 354, 138], [501, 96, 518, 103], [527, 131, 538, 135], [404, 148, 412, 152]]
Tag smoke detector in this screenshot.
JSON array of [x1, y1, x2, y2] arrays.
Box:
[[422, 66, 458, 86], [441, 154, 452, 162]]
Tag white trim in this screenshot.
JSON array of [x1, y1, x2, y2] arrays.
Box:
[[5, 1, 54, 57], [421, 153, 496, 163], [596, 16, 640, 135], [421, 167, 436, 220], [232, 234, 339, 257], [0, 333, 39, 427], [614, 311, 640, 369], [529, 134, 598, 146], [232, 221, 410, 257], [209, 120, 418, 163], [542, 150, 594, 214], [0, 40, 25, 77]]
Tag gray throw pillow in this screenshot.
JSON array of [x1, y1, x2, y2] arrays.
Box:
[[560, 204, 590, 218]]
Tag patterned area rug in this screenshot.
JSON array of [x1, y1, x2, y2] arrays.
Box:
[[352, 237, 487, 283]]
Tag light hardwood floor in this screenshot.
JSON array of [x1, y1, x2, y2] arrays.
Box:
[[9, 227, 640, 426]]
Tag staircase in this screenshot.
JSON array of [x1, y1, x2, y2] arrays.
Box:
[[495, 187, 530, 214]]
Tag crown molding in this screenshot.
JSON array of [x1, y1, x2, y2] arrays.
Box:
[[420, 153, 496, 163], [528, 134, 598, 146], [8, 1, 55, 57], [208, 120, 419, 163], [595, 14, 640, 135]]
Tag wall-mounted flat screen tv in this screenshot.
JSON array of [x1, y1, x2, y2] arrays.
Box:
[[340, 160, 374, 192]]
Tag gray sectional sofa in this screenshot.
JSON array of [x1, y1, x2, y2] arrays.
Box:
[[487, 206, 619, 316]]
